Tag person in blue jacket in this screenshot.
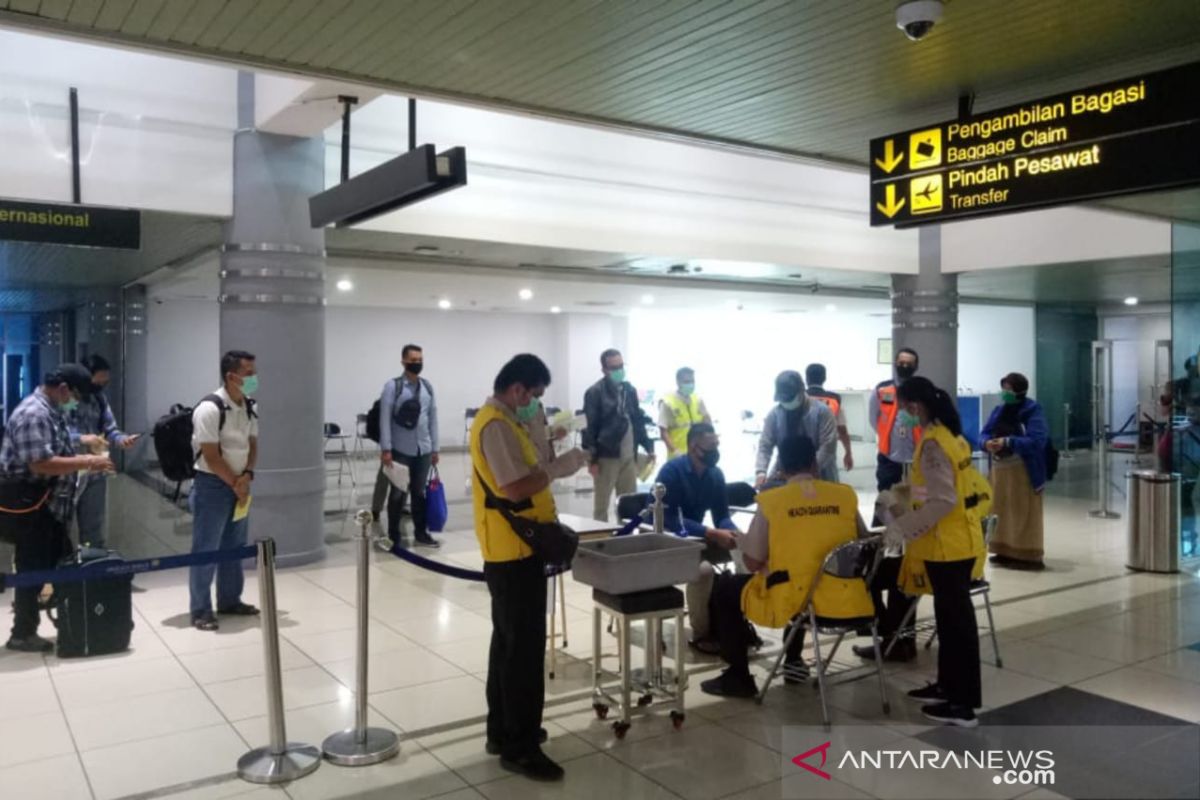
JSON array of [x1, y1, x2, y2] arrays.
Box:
[[654, 422, 742, 653], [981, 372, 1048, 570]]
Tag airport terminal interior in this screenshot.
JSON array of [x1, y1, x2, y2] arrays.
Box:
[[1, 2, 1199, 799]]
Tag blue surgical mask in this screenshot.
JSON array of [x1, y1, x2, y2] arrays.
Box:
[[679, 382, 695, 396], [608, 368, 626, 384], [898, 410, 920, 428], [516, 398, 540, 422], [240, 375, 259, 396]]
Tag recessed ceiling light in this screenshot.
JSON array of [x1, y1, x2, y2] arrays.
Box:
[[1123, 296, 1139, 306], [438, 298, 451, 310], [519, 288, 533, 300], [824, 303, 837, 312], [641, 294, 655, 305], [550, 306, 562, 314], [335, 279, 353, 292]]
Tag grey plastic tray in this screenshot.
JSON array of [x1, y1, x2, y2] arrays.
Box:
[[572, 534, 704, 595]]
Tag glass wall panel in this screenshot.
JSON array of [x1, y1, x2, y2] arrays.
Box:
[[1170, 222, 1200, 558]]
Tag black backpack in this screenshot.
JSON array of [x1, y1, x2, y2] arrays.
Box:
[[364, 378, 400, 443], [152, 394, 255, 482], [365, 378, 431, 441]]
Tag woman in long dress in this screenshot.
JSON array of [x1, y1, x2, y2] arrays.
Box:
[[981, 372, 1048, 570]]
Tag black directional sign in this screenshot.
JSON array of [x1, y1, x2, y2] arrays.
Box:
[[0, 198, 141, 249], [869, 62, 1200, 227]]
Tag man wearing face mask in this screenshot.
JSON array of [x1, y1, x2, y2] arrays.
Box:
[[379, 344, 441, 549], [854, 346, 922, 663], [658, 367, 712, 459], [582, 349, 654, 521], [653, 423, 741, 652], [755, 370, 838, 488], [188, 350, 260, 632], [471, 354, 587, 781], [0, 364, 114, 652], [69, 354, 139, 549]]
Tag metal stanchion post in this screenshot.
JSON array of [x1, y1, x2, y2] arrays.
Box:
[[1090, 426, 1121, 520], [1060, 403, 1075, 460], [323, 511, 401, 766], [238, 539, 322, 784]]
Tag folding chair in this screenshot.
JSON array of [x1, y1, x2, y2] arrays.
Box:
[[323, 422, 356, 487], [756, 535, 890, 728], [616, 492, 651, 524], [352, 412, 369, 459], [725, 481, 757, 512], [913, 514, 1003, 667]]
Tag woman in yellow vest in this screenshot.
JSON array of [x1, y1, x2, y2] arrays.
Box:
[[469, 354, 587, 781], [700, 435, 873, 698], [886, 377, 984, 727], [657, 367, 711, 457]]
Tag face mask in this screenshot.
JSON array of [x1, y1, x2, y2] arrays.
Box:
[[679, 382, 695, 396], [699, 448, 720, 468], [608, 368, 626, 384], [240, 375, 259, 396], [896, 364, 917, 380], [780, 396, 802, 411], [898, 410, 920, 428], [406, 362, 424, 376], [61, 397, 79, 413], [1000, 390, 1020, 405], [516, 398, 539, 422]]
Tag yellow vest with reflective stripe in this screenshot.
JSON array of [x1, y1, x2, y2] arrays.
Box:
[[740, 479, 874, 627], [469, 403, 557, 563], [660, 391, 704, 454], [899, 424, 986, 594]]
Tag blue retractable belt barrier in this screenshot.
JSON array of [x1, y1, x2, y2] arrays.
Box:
[[0, 544, 258, 592], [385, 544, 571, 580]]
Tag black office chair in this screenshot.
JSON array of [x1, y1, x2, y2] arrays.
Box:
[[725, 481, 757, 510], [616, 492, 651, 523]]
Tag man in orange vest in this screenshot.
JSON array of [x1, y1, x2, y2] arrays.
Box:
[[805, 363, 854, 474], [854, 347, 921, 663]]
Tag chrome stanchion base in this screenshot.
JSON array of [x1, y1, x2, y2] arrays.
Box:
[[322, 727, 401, 767], [1088, 510, 1121, 519], [238, 743, 322, 784]]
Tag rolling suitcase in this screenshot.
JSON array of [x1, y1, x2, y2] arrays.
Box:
[[49, 547, 135, 658]]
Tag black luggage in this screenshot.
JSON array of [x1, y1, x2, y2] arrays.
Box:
[[49, 547, 135, 658]]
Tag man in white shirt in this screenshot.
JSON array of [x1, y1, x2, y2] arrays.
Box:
[[188, 350, 260, 631]]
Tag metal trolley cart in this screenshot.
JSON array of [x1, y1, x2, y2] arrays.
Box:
[[573, 529, 703, 739]]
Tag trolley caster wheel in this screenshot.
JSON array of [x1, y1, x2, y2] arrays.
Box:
[[637, 694, 654, 707], [670, 711, 685, 730], [593, 703, 609, 720], [612, 721, 631, 739]]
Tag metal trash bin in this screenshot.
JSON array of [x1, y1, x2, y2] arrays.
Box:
[[1125, 471, 1181, 573]]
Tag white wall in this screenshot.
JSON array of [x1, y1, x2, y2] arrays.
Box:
[[144, 298, 220, 431], [957, 304, 1037, 394]]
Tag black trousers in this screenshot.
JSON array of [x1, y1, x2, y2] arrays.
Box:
[[710, 573, 804, 678], [387, 451, 432, 540], [875, 453, 905, 493], [484, 556, 547, 757], [926, 558, 982, 709], [869, 555, 917, 642], [10, 509, 69, 640]]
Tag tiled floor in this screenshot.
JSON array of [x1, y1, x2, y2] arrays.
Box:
[[0, 445, 1198, 799]]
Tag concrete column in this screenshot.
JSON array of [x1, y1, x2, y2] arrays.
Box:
[[220, 73, 326, 566], [892, 226, 958, 393]]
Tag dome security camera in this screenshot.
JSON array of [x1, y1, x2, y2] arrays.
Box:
[[896, 0, 943, 41]]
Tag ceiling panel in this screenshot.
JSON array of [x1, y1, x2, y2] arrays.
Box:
[[3, 0, 1198, 165]]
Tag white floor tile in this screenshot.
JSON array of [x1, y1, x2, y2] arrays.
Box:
[[1137, 647, 1200, 685], [232, 698, 395, 752], [428, 637, 492, 674], [178, 639, 315, 684], [1029, 624, 1174, 664], [0, 650, 51, 681], [81, 723, 247, 800], [287, 745, 466, 800], [475, 752, 679, 800], [417, 721, 595, 786], [976, 663, 1060, 708], [325, 648, 465, 692], [0, 753, 92, 800], [284, 622, 420, 663], [0, 710, 75, 768], [380, 608, 496, 646], [67, 685, 225, 751], [992, 639, 1125, 685], [0, 672, 60, 717], [370, 675, 489, 733], [1074, 666, 1200, 722], [54, 655, 197, 709], [205, 665, 351, 721]]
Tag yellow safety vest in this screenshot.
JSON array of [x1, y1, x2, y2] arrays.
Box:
[[660, 391, 704, 454], [469, 402, 558, 563], [898, 424, 987, 595], [740, 478, 875, 628]]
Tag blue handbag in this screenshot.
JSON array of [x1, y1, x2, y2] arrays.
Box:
[[426, 466, 448, 532]]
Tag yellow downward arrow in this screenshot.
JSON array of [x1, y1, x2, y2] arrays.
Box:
[[874, 139, 904, 174], [876, 184, 906, 219]]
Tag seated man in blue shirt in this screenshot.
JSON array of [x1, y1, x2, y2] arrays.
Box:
[[655, 423, 741, 654]]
